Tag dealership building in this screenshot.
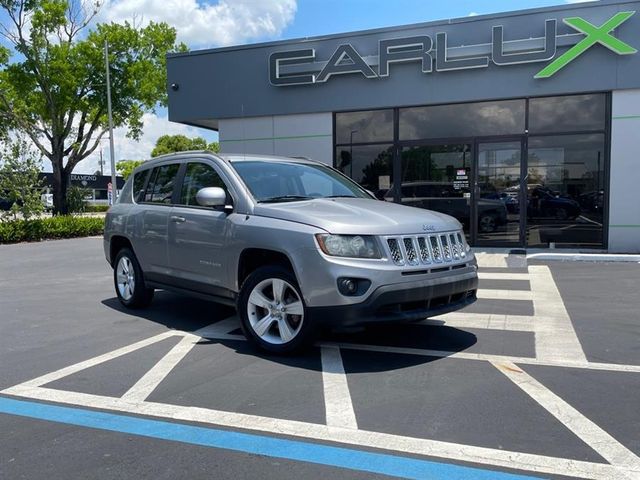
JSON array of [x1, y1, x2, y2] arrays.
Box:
[[167, 0, 640, 252]]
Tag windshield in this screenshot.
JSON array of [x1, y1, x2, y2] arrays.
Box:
[[230, 160, 372, 203]]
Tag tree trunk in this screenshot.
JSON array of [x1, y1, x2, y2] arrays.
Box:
[[51, 161, 69, 216]]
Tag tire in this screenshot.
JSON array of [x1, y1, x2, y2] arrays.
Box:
[[113, 247, 154, 309], [479, 214, 497, 233], [238, 266, 314, 354]]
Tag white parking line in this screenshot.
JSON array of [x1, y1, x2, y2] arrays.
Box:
[[17, 331, 176, 388], [478, 272, 530, 281], [320, 346, 358, 430], [494, 362, 640, 479], [528, 265, 587, 364], [422, 312, 535, 332], [1, 384, 628, 480], [320, 341, 640, 373], [122, 334, 199, 402], [477, 289, 533, 301], [475, 253, 508, 268]]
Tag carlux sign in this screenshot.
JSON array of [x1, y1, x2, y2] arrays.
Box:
[[269, 12, 637, 86]]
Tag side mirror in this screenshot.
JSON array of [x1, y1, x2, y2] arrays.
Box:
[[196, 187, 226, 207]]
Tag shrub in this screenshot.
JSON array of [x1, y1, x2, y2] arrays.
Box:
[[66, 185, 91, 213], [0, 216, 104, 243], [85, 205, 110, 212]]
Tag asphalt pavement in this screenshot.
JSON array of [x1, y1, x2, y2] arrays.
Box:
[[1, 237, 639, 480]]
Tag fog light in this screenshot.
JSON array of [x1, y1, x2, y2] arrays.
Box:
[[339, 278, 357, 294], [337, 277, 371, 296]]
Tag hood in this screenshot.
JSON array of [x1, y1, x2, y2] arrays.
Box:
[[252, 197, 461, 235]]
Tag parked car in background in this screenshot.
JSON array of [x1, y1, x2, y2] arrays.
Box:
[[385, 182, 508, 233], [105, 153, 478, 353], [528, 186, 581, 220], [41, 193, 54, 211]]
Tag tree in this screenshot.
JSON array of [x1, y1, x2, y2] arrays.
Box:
[[0, 0, 185, 214], [116, 159, 145, 180], [151, 134, 220, 157], [0, 135, 45, 221]]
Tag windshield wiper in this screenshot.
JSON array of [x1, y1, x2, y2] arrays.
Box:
[[259, 195, 313, 203], [324, 195, 357, 198]]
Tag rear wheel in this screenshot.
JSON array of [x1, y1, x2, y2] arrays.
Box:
[[238, 266, 314, 353], [113, 248, 154, 309]]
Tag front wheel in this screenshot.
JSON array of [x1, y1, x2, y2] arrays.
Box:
[[238, 266, 314, 354], [113, 248, 154, 309]]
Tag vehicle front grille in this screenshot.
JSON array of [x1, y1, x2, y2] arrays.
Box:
[[384, 231, 467, 266]]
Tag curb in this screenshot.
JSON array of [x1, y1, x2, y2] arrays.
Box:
[[527, 253, 640, 263]]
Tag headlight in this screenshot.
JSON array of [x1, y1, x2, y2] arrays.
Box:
[[315, 234, 382, 259]]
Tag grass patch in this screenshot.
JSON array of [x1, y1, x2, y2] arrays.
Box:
[[0, 216, 104, 244]]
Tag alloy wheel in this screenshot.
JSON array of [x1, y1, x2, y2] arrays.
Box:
[[246, 278, 304, 345], [116, 256, 135, 301]]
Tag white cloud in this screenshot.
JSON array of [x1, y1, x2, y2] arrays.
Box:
[[97, 0, 297, 47], [70, 112, 218, 174], [69, 0, 298, 175], [468, 12, 479, 17]]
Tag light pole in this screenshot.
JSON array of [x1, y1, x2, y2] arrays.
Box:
[[105, 41, 117, 204], [349, 129, 358, 179]]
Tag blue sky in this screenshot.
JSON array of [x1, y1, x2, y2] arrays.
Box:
[[1, 0, 593, 172], [281, 0, 584, 40]]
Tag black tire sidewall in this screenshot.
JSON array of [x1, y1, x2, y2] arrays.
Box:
[[238, 266, 313, 354], [113, 248, 153, 309]]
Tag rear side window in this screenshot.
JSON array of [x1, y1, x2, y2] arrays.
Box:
[[144, 164, 180, 204], [179, 163, 227, 206], [133, 170, 149, 203]]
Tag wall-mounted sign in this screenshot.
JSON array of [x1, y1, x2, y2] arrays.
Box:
[[270, 11, 636, 86]]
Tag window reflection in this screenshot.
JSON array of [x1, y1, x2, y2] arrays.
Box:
[[528, 94, 605, 134], [335, 109, 393, 144], [399, 100, 525, 140], [396, 145, 472, 238], [335, 144, 393, 198], [526, 134, 605, 248]]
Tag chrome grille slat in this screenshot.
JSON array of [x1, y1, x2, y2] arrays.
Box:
[[385, 231, 468, 266], [403, 237, 419, 265]]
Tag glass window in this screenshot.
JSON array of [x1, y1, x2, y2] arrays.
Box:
[[335, 144, 393, 199], [528, 94, 606, 134], [231, 160, 370, 202], [180, 163, 227, 206], [398, 144, 472, 237], [526, 134, 605, 248], [399, 100, 525, 140], [144, 164, 179, 204], [335, 109, 393, 144], [133, 170, 149, 203]]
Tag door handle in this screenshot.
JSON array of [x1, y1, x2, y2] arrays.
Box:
[[170, 215, 186, 223]]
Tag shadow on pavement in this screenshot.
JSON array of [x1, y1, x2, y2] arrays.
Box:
[[101, 291, 234, 333], [102, 292, 478, 374]]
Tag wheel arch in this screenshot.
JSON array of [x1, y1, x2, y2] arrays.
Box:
[[237, 248, 297, 290], [109, 235, 135, 267]]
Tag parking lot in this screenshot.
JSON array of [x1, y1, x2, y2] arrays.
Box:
[[1, 238, 639, 480]]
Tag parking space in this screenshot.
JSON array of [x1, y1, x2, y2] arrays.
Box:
[[1, 238, 639, 480]]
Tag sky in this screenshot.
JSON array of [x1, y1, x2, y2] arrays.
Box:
[[1, 0, 596, 174]]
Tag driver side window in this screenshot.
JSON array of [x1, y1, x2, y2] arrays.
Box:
[[180, 163, 228, 206]]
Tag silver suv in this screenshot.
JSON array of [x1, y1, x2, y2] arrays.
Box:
[[104, 152, 478, 353]]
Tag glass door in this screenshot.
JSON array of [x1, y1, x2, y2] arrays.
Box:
[[398, 144, 473, 239], [475, 140, 523, 247]]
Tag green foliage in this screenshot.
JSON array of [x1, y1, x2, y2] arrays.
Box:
[[65, 185, 90, 213], [116, 159, 145, 180], [0, 215, 104, 243], [0, 136, 45, 221], [84, 204, 110, 212], [0, 0, 185, 214], [151, 134, 220, 157]]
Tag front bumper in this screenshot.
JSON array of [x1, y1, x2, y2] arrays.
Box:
[[308, 272, 478, 326]]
